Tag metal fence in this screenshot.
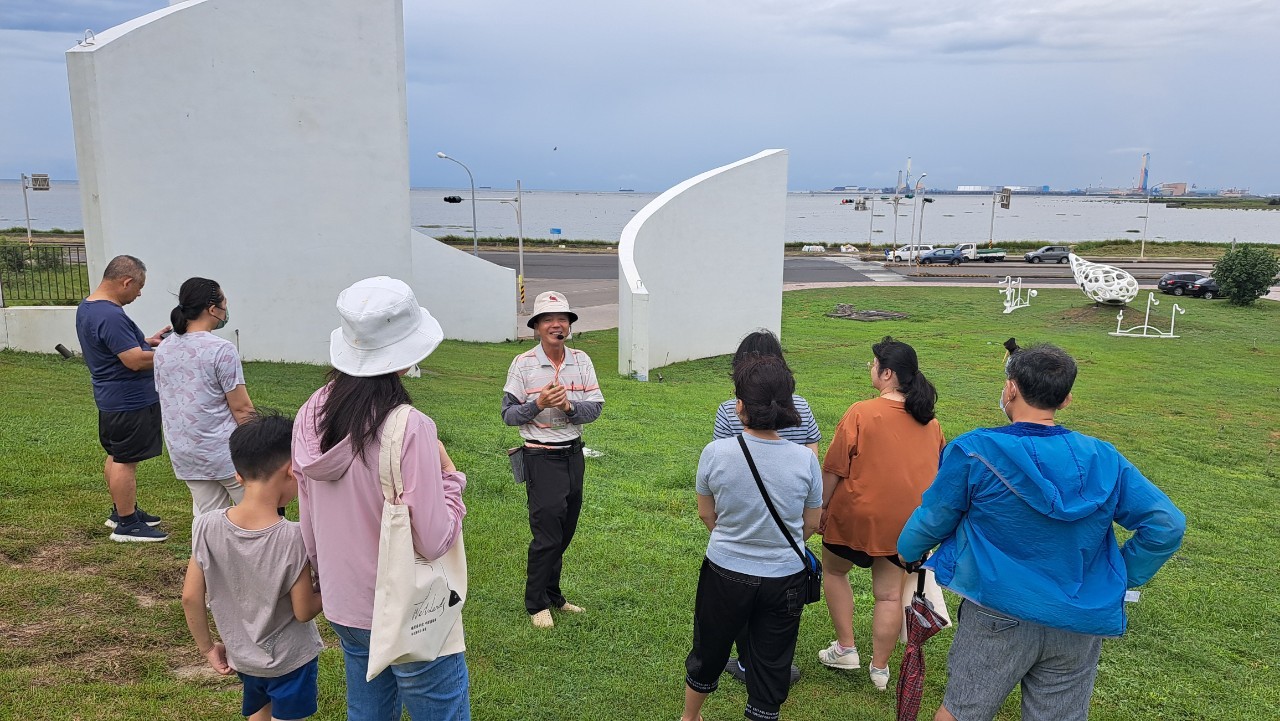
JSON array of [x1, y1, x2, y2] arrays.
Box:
[[0, 243, 90, 306]]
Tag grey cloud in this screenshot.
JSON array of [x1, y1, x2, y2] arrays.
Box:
[[748, 0, 1277, 62], [1, 1, 163, 33]]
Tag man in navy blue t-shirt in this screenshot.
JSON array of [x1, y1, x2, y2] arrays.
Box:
[[75, 255, 171, 542]]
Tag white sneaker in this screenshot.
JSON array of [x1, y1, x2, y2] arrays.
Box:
[[869, 664, 890, 690], [818, 641, 861, 669]]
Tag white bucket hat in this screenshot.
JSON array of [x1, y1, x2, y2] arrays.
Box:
[[526, 290, 578, 329], [330, 277, 444, 377]]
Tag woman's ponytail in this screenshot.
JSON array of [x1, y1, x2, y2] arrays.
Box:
[[170, 304, 190, 334], [902, 370, 937, 425], [871, 335, 937, 425]]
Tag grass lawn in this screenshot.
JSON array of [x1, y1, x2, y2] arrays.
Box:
[[1, 286, 1277, 720]]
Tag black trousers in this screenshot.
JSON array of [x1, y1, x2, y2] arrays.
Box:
[[685, 558, 806, 721], [523, 443, 585, 614]]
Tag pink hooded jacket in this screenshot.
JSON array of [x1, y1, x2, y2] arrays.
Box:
[[293, 384, 466, 629]]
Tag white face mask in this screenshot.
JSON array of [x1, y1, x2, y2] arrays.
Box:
[[998, 384, 1011, 420]]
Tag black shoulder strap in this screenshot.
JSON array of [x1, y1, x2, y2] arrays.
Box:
[[737, 434, 810, 569]]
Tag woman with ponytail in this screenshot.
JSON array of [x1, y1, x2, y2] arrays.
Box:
[[154, 277, 255, 519], [815, 336, 944, 691]]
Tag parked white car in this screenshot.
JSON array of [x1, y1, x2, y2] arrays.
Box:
[[889, 244, 934, 262]]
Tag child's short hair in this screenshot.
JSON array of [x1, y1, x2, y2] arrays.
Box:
[[229, 409, 294, 481]]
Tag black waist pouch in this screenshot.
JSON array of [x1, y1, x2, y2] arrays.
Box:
[[507, 446, 528, 483]]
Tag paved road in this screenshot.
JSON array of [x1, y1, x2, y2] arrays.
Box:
[[479, 251, 877, 283], [478, 251, 1207, 287]]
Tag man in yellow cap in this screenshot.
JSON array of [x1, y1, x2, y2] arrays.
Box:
[[502, 291, 605, 628]]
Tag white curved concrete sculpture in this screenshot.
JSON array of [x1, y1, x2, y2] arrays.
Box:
[[62, 0, 515, 363], [618, 150, 788, 381], [1069, 253, 1139, 305]]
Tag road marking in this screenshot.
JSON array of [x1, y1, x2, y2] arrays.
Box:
[[825, 257, 903, 282]]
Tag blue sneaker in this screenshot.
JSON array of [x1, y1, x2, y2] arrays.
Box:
[[109, 519, 168, 543], [105, 505, 162, 529]]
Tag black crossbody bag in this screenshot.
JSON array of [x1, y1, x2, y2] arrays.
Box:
[[737, 435, 823, 604]]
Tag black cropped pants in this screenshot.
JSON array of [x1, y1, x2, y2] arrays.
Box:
[[685, 558, 807, 721]]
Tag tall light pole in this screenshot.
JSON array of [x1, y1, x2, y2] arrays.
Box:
[[891, 170, 904, 255], [477, 182, 526, 311], [1139, 186, 1152, 260], [917, 197, 935, 260], [436, 152, 478, 256], [908, 173, 927, 253]]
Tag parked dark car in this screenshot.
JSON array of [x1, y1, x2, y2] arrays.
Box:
[[920, 248, 963, 266], [1024, 245, 1071, 263], [1157, 272, 1205, 296], [1187, 277, 1223, 299]]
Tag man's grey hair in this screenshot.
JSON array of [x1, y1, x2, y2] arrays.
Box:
[[102, 255, 146, 282]]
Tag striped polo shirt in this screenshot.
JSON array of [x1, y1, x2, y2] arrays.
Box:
[[503, 343, 604, 444]]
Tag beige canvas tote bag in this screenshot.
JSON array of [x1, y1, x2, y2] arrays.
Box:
[[366, 404, 467, 681]]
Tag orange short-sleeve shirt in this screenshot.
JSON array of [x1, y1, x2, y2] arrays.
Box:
[[821, 397, 945, 556]]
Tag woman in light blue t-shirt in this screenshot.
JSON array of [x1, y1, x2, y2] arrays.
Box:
[[711, 329, 819, 687], [681, 356, 823, 721]]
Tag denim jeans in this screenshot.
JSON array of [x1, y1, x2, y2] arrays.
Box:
[[330, 622, 471, 721]]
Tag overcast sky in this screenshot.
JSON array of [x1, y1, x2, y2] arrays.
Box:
[[2, 0, 1276, 193]]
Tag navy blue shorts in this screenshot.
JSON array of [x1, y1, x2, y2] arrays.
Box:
[[239, 657, 319, 719]]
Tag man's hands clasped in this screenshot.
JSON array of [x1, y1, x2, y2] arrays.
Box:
[[536, 382, 572, 413]]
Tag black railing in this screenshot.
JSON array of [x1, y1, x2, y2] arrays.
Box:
[[0, 243, 90, 306]]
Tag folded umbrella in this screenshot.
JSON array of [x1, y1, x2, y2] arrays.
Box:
[[896, 568, 950, 721]]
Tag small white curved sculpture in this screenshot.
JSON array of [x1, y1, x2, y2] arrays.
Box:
[[1110, 292, 1185, 338], [998, 276, 1037, 314], [1070, 253, 1139, 305]]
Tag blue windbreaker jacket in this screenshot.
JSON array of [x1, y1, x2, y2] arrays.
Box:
[[898, 422, 1186, 637]]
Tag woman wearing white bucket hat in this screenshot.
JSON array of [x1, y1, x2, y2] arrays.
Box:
[[293, 277, 470, 720]]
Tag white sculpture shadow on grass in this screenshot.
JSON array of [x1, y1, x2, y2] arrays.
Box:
[[1070, 253, 1139, 305], [1110, 292, 1185, 338], [998, 276, 1037, 314]]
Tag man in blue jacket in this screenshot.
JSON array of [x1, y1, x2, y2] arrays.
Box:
[[898, 343, 1185, 721]]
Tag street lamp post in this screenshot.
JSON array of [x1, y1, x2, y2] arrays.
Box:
[[476, 182, 526, 311], [436, 152, 478, 256], [1139, 187, 1152, 260], [908, 173, 927, 255], [917, 197, 935, 263], [865, 196, 876, 247]]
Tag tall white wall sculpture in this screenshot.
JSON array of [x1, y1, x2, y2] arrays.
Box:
[[62, 0, 514, 364], [1070, 253, 1139, 305], [618, 150, 788, 381]]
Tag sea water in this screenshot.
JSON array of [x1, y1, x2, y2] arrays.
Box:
[[4, 181, 1277, 246]]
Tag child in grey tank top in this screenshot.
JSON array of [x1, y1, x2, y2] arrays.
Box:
[[181, 412, 323, 720]]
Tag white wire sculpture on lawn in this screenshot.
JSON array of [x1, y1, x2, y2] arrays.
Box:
[[998, 276, 1037, 314], [1070, 253, 1139, 305], [1110, 292, 1185, 338]]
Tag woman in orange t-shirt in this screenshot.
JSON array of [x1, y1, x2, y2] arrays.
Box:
[[816, 336, 944, 691]]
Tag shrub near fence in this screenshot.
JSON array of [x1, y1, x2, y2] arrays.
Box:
[[0, 242, 90, 306]]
